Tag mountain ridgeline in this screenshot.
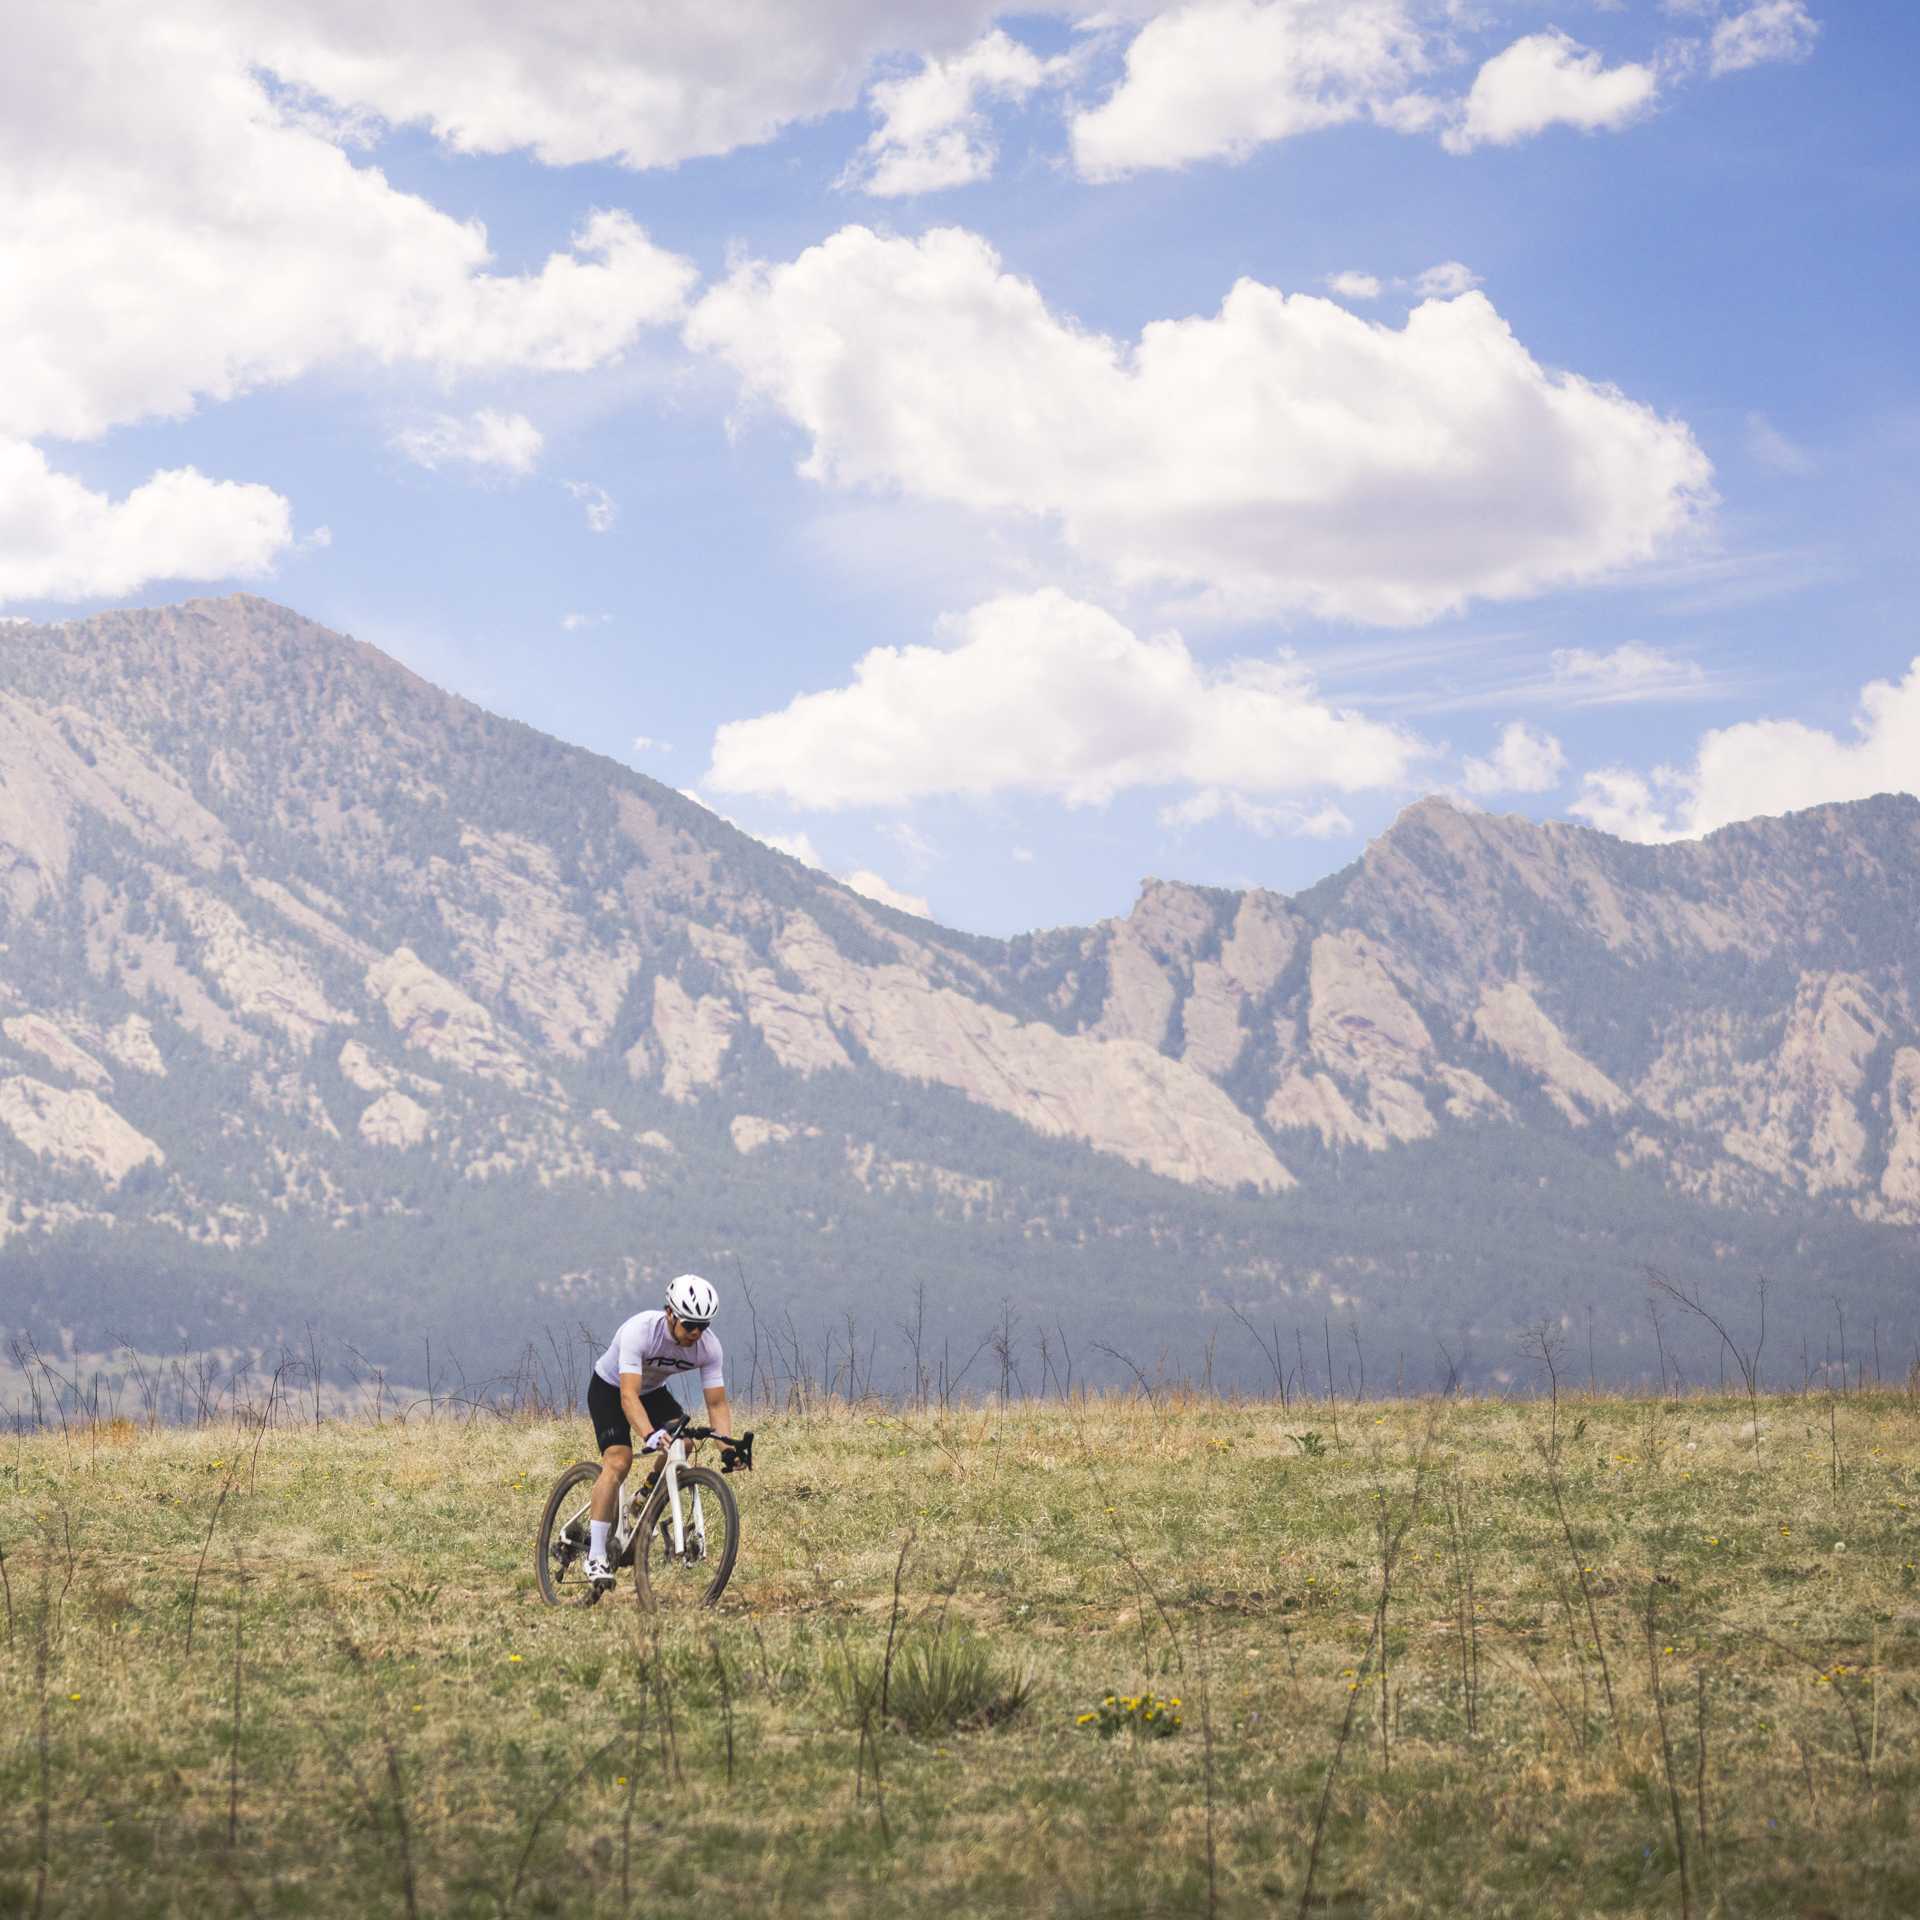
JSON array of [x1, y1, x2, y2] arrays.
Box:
[[1, 597, 1915, 1395]]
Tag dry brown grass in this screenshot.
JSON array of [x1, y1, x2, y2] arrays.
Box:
[[0, 1385, 1916, 1915]]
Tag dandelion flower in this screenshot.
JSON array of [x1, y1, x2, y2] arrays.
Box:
[[508, 1654, 523, 1663]]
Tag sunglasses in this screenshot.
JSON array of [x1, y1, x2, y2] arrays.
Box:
[[673, 1315, 711, 1332]]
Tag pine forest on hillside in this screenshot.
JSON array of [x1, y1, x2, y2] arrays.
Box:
[[0, 597, 1916, 1395]]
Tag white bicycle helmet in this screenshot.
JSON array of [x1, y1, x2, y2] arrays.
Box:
[[665, 1273, 718, 1326]]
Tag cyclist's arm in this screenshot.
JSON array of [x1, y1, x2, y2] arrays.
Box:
[[617, 1371, 651, 1444], [703, 1383, 732, 1440]]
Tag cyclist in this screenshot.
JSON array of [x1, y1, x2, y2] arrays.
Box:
[[583, 1274, 732, 1592]]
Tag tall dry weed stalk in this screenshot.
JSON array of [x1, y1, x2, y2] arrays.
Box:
[[227, 1566, 246, 1848], [326, 1634, 422, 1920], [32, 1557, 50, 1920], [707, 1628, 737, 1785], [1442, 1478, 1480, 1737], [1645, 1265, 1768, 1464], [184, 1460, 239, 1656], [500, 1734, 623, 1918], [1532, 1427, 1620, 1749], [1694, 1668, 1710, 1850], [1296, 1404, 1439, 1918], [1643, 1579, 1692, 1920]]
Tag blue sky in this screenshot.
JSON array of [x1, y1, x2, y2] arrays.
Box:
[[4, 1, 1916, 935]]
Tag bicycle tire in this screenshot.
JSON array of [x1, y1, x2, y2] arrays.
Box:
[[634, 1464, 740, 1611], [534, 1461, 604, 1607]]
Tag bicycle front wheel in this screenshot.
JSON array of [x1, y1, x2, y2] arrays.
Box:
[[535, 1461, 604, 1606], [634, 1465, 739, 1611]]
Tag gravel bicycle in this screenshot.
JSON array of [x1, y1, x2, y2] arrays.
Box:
[[535, 1418, 753, 1611]]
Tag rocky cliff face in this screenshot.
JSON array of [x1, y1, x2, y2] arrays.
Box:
[[1016, 794, 1920, 1227], [1, 596, 1914, 1377]]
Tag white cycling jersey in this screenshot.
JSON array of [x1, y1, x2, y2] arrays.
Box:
[[593, 1309, 725, 1396]]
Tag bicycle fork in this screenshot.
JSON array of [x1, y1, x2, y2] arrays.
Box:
[[660, 1453, 707, 1559], [615, 1447, 705, 1561]]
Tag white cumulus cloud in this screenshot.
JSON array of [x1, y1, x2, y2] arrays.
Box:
[[229, 0, 1009, 172], [1412, 260, 1482, 297], [844, 30, 1057, 196], [1710, 2, 1820, 78], [1569, 768, 1686, 842], [687, 224, 1713, 625], [0, 439, 293, 605], [393, 409, 544, 476], [1, 5, 699, 603], [1445, 30, 1659, 153], [1325, 270, 1383, 300], [705, 588, 1421, 812], [1461, 720, 1568, 795], [1, 4, 697, 448], [1070, 0, 1430, 179], [1572, 657, 1920, 842]]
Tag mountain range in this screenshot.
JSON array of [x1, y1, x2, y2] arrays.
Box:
[[2, 596, 1914, 1395]]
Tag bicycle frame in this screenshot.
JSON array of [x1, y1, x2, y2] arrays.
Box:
[[613, 1433, 705, 1562]]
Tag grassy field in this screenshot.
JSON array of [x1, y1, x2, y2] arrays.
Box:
[[2, 1385, 1917, 1918]]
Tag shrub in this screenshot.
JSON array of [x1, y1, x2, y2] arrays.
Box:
[[830, 1629, 1034, 1736]]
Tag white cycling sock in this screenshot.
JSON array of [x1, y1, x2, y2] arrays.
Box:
[[589, 1520, 611, 1560]]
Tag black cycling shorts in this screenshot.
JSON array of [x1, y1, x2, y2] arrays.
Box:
[[587, 1372, 683, 1454]]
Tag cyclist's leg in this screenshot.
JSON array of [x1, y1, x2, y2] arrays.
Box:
[[587, 1374, 633, 1526]]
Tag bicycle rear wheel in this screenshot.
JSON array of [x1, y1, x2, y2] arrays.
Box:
[[534, 1462, 604, 1606], [634, 1464, 739, 1611]]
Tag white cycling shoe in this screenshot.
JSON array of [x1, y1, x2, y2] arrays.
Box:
[[584, 1555, 616, 1592]]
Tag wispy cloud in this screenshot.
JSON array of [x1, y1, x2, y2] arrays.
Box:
[[1630, 544, 1839, 615], [1710, 2, 1820, 79], [1158, 788, 1353, 839], [1397, 641, 1731, 716], [1322, 261, 1482, 303], [393, 409, 543, 477], [564, 480, 618, 533], [1745, 411, 1814, 475]]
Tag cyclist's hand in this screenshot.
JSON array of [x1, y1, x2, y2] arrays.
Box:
[[643, 1427, 673, 1453]]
